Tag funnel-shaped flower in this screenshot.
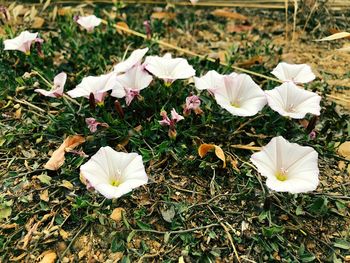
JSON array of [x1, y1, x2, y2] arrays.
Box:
[[67, 73, 113, 103], [250, 136, 319, 193], [194, 70, 225, 94], [85, 118, 109, 133], [35, 72, 67, 98], [265, 82, 321, 119], [183, 94, 203, 116], [111, 64, 153, 105], [76, 15, 101, 32], [272, 62, 316, 84], [4, 31, 38, 54], [214, 74, 267, 116], [113, 47, 149, 74], [144, 53, 195, 85], [80, 146, 148, 199]]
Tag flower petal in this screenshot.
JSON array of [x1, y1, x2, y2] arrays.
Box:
[[271, 62, 316, 84], [113, 48, 149, 74], [265, 82, 321, 119]]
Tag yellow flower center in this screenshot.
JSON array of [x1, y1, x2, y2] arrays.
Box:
[[111, 180, 121, 187], [230, 101, 240, 108], [275, 169, 288, 181]]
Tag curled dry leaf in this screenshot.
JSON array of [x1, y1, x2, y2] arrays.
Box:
[[110, 208, 125, 223], [39, 250, 57, 263], [317, 32, 350, 41], [116, 21, 129, 35], [211, 9, 248, 21], [338, 141, 350, 160], [44, 135, 85, 170], [151, 12, 176, 20], [198, 143, 226, 168]]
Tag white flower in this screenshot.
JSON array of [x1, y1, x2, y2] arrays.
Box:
[[111, 64, 153, 105], [144, 53, 195, 85], [250, 136, 319, 193], [194, 70, 225, 93], [265, 82, 321, 119], [4, 31, 38, 54], [271, 62, 316, 84], [113, 47, 149, 74], [214, 74, 267, 116], [76, 15, 101, 32], [67, 72, 113, 103], [35, 72, 67, 98], [80, 146, 148, 199]]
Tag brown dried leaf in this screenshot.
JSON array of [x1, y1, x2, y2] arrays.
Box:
[[338, 141, 350, 160], [39, 250, 57, 263], [39, 189, 49, 202], [151, 12, 176, 20], [211, 9, 248, 21], [44, 135, 85, 170], [236, 56, 263, 68], [32, 17, 45, 28], [198, 144, 226, 168], [110, 208, 125, 223], [198, 143, 215, 158], [60, 180, 74, 190], [116, 21, 130, 35], [59, 229, 70, 240], [226, 23, 253, 33]]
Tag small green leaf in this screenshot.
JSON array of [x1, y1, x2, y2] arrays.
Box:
[[37, 174, 52, 185], [262, 225, 284, 238], [0, 206, 12, 220], [127, 230, 136, 243], [164, 232, 171, 244], [334, 239, 350, 250], [136, 220, 151, 230]]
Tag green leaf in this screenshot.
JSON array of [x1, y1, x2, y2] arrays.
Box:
[[0, 206, 11, 220], [126, 230, 136, 243], [333, 239, 350, 250], [136, 220, 151, 230], [164, 232, 171, 244], [296, 205, 304, 216], [111, 238, 125, 253], [37, 174, 52, 185], [262, 225, 284, 238], [300, 253, 316, 262], [308, 197, 328, 214]]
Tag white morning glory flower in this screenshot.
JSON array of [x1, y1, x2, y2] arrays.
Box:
[[80, 146, 148, 199], [265, 82, 321, 119], [214, 74, 267, 116], [250, 136, 319, 193], [144, 53, 196, 85], [193, 70, 225, 94], [34, 72, 67, 98], [111, 64, 153, 105], [271, 62, 316, 84], [67, 72, 113, 103], [76, 15, 102, 32], [4, 31, 38, 54], [113, 47, 149, 74]]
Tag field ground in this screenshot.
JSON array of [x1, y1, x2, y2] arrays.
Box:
[[0, 2, 349, 262]]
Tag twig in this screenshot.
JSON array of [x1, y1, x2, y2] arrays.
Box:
[[207, 206, 241, 263], [133, 223, 219, 235], [12, 98, 46, 113], [60, 222, 89, 259]]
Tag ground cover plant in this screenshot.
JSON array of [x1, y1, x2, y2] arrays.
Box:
[[0, 2, 350, 262]]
